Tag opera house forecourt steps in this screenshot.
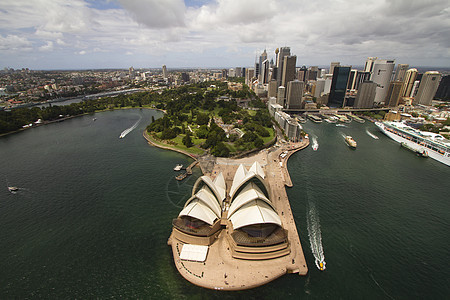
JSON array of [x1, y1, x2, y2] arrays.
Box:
[[167, 145, 309, 291]]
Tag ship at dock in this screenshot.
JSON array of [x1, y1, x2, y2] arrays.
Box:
[[375, 121, 450, 167]]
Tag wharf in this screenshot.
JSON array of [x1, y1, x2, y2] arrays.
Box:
[[167, 139, 310, 290]]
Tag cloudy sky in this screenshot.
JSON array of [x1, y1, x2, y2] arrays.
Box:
[[0, 0, 449, 70]]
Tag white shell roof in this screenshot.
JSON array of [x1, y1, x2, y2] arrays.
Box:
[[249, 161, 265, 179], [229, 200, 282, 230], [186, 186, 221, 217], [228, 182, 274, 218], [229, 164, 267, 200], [196, 175, 226, 204], [213, 172, 226, 194], [179, 199, 218, 225]]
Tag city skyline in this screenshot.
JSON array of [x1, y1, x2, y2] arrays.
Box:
[[0, 0, 449, 70]]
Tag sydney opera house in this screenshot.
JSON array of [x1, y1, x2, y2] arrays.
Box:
[[171, 161, 290, 261]]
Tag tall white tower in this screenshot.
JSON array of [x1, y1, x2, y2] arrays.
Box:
[[371, 59, 395, 103]]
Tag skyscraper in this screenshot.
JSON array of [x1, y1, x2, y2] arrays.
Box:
[[328, 66, 351, 107], [385, 81, 403, 107], [268, 80, 278, 98], [364, 57, 378, 74], [260, 59, 270, 84], [354, 71, 371, 90], [435, 75, 450, 100], [314, 79, 325, 98], [281, 55, 297, 87], [354, 81, 377, 108], [286, 80, 304, 109], [162, 65, 168, 79], [276, 47, 291, 86], [371, 59, 395, 103], [297, 66, 307, 82], [347, 69, 358, 91], [414, 71, 442, 105], [399, 68, 418, 98], [394, 64, 409, 81], [307, 66, 319, 81], [258, 50, 267, 82], [329, 62, 340, 76], [277, 86, 286, 107], [245, 68, 255, 86]]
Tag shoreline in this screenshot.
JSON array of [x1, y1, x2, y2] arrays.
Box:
[[0, 106, 165, 138]]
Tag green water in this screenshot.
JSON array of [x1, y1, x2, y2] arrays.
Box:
[[0, 110, 448, 299]]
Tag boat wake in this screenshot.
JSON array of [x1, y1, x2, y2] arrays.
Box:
[[311, 135, 319, 151], [307, 201, 326, 271], [366, 129, 379, 139], [119, 115, 142, 139]]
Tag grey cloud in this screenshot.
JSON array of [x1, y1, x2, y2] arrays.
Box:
[[118, 0, 186, 28]]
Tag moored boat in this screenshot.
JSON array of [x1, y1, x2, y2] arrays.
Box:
[[376, 121, 450, 167], [174, 164, 183, 171]]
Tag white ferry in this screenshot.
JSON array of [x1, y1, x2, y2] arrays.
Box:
[[375, 121, 450, 167]]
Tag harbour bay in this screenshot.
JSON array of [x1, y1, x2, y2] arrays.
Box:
[[0, 109, 449, 298]]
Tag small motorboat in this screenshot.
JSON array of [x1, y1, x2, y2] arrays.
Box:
[[315, 258, 326, 271], [8, 186, 19, 193], [345, 136, 357, 149], [173, 164, 183, 171]]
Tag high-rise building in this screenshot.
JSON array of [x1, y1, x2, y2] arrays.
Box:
[[355, 71, 371, 90], [297, 66, 307, 82], [228, 68, 236, 77], [385, 81, 403, 107], [181, 72, 190, 82], [281, 55, 297, 87], [364, 57, 378, 74], [330, 62, 340, 76], [270, 66, 278, 81], [268, 80, 278, 98], [314, 79, 325, 98], [162, 65, 168, 79], [328, 66, 351, 107], [394, 64, 409, 81], [414, 71, 442, 105], [435, 75, 450, 100], [323, 74, 333, 94], [410, 80, 420, 98], [235, 67, 242, 77], [371, 59, 395, 103], [286, 80, 304, 109], [399, 68, 418, 98], [129, 66, 135, 80], [307, 66, 319, 81], [347, 69, 358, 91], [277, 86, 286, 107], [354, 81, 377, 108], [276, 47, 291, 86], [260, 59, 270, 84], [259, 49, 267, 74], [245, 68, 255, 86]]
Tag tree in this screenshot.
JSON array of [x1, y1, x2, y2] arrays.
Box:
[[211, 142, 230, 157], [196, 112, 210, 125], [182, 132, 193, 148], [254, 137, 264, 148]]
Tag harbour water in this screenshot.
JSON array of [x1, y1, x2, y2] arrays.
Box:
[[0, 110, 449, 298]]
